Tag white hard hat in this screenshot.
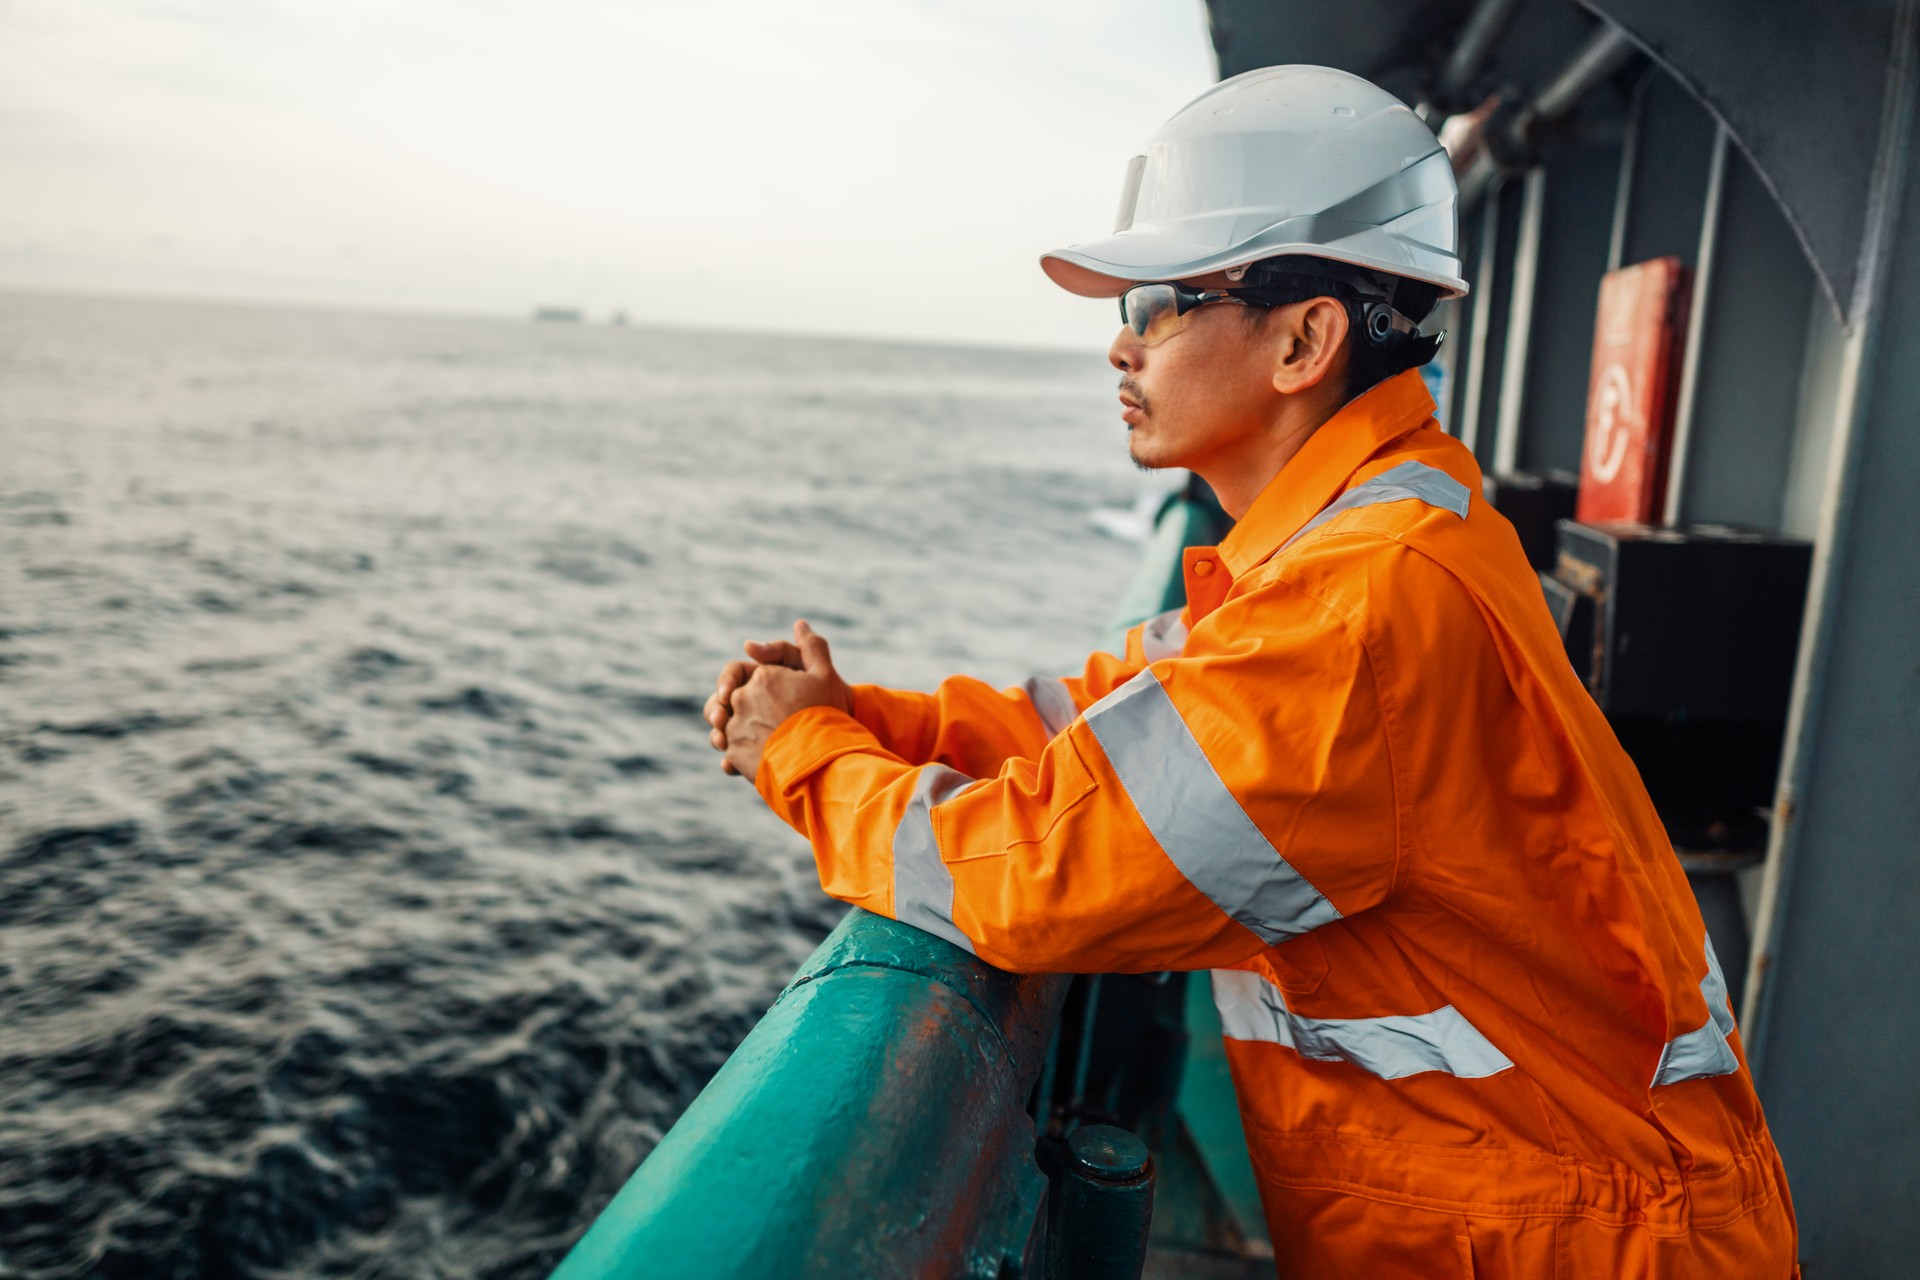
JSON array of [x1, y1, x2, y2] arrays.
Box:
[[1041, 65, 1468, 300]]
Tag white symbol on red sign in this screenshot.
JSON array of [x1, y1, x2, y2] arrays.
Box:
[[1587, 362, 1636, 485]]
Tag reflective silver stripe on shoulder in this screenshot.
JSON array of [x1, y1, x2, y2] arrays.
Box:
[[1212, 969, 1514, 1081], [1083, 668, 1339, 944], [1020, 675, 1079, 737], [1280, 460, 1471, 554], [1139, 606, 1189, 662], [1652, 936, 1741, 1086], [891, 764, 977, 954]]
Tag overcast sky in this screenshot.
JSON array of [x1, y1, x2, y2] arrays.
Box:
[[0, 0, 1218, 348]]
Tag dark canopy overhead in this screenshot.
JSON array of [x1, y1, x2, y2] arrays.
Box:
[[1204, 0, 1474, 107], [1578, 0, 1899, 321], [1203, 0, 1906, 319]]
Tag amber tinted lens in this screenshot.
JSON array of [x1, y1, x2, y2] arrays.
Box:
[[1120, 284, 1182, 344]]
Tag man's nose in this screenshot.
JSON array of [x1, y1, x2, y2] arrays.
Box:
[[1108, 328, 1141, 372]]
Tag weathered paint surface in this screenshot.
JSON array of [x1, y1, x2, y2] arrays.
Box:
[[550, 909, 1068, 1280]]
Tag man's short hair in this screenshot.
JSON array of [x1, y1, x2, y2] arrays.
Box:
[[1237, 256, 1443, 399]]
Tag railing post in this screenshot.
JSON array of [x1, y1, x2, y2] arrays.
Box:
[[1042, 1126, 1155, 1280]]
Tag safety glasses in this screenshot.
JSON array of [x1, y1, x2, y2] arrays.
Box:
[[1117, 281, 1259, 345]]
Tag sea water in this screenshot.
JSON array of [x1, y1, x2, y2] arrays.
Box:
[[0, 292, 1140, 1279]]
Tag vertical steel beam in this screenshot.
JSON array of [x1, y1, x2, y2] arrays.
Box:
[[1435, 206, 1483, 435], [1660, 127, 1730, 526], [1610, 70, 1720, 270], [1739, 5, 1920, 1272], [1510, 139, 1623, 474], [1461, 178, 1531, 467], [1665, 141, 1819, 530], [1743, 0, 1918, 1063], [1493, 167, 1547, 478], [1607, 72, 1652, 273], [1777, 293, 1849, 541], [1457, 187, 1504, 459], [1429, 295, 1466, 433]]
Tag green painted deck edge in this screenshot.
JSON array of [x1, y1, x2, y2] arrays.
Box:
[[1177, 975, 1270, 1246]]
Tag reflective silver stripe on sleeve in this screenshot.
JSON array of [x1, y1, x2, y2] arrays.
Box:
[[1083, 668, 1340, 944], [1212, 969, 1514, 1081], [1020, 675, 1079, 737], [1139, 606, 1189, 661], [891, 764, 977, 954], [1280, 460, 1471, 554], [1652, 936, 1741, 1086]]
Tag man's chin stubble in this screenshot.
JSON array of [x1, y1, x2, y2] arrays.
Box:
[[1127, 434, 1170, 473]]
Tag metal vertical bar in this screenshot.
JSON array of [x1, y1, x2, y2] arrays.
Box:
[[1457, 186, 1503, 457], [1432, 296, 1464, 434], [1068, 973, 1103, 1114], [1661, 127, 1731, 527], [1607, 71, 1652, 273], [1493, 166, 1546, 477], [1032, 1010, 1062, 1124], [1740, 0, 1920, 1051]]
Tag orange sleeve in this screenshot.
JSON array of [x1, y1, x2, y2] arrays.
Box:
[[755, 586, 1397, 974], [838, 609, 1180, 778], [843, 679, 1056, 781]]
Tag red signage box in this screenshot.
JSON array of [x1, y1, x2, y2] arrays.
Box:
[[1576, 257, 1693, 526]]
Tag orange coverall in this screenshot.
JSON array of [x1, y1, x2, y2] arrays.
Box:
[[754, 369, 1798, 1277]]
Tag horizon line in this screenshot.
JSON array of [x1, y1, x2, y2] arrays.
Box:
[[0, 280, 1111, 361]]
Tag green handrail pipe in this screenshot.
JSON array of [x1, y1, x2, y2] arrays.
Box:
[[550, 908, 1070, 1280]]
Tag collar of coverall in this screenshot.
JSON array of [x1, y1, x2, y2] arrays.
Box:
[[1212, 365, 1438, 580]]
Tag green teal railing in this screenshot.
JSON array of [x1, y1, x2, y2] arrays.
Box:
[[550, 481, 1266, 1280], [550, 910, 1068, 1280]]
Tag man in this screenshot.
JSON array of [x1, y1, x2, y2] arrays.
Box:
[[704, 66, 1797, 1278]]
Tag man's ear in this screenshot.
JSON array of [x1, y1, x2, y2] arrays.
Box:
[[1270, 296, 1350, 395]]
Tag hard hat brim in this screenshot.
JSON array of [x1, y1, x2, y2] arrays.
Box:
[[1040, 234, 1237, 298], [1040, 234, 1468, 301]]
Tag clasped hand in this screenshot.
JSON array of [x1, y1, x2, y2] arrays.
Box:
[[704, 619, 853, 780]]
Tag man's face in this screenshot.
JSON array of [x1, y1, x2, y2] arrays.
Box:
[[1107, 276, 1286, 474]]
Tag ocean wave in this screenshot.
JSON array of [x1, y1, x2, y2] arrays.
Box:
[[0, 290, 1136, 1279]]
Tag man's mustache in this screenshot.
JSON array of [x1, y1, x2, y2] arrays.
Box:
[[1118, 378, 1149, 414]]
